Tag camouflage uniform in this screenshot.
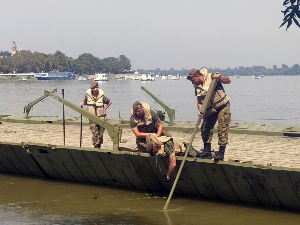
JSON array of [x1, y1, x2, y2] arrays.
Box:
[[89, 120, 106, 147], [83, 94, 110, 148], [130, 103, 171, 152], [201, 102, 231, 146]]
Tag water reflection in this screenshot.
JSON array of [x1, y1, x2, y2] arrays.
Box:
[[0, 173, 300, 225]]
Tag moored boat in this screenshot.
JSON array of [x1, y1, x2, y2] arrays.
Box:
[[35, 72, 76, 80], [94, 73, 108, 81]]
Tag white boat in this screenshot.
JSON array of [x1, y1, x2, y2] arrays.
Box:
[[140, 74, 156, 81], [94, 73, 108, 81], [78, 76, 87, 81], [167, 75, 180, 80], [21, 77, 27, 81]]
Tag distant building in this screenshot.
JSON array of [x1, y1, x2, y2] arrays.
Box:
[[12, 41, 17, 55]]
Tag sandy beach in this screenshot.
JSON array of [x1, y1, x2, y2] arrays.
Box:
[[1, 120, 300, 169]]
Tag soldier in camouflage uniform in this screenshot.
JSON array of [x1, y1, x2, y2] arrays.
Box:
[[129, 101, 170, 153], [80, 81, 112, 148], [187, 68, 231, 161]]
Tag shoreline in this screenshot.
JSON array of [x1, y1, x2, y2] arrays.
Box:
[[1, 115, 300, 169]]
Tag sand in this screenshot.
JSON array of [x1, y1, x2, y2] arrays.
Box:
[[1, 121, 300, 168]]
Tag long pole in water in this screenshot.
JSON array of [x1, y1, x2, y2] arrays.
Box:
[[62, 89, 65, 146], [80, 106, 83, 147], [163, 115, 202, 210], [163, 75, 217, 210]]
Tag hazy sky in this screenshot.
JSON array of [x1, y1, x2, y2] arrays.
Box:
[[1, 0, 299, 70]]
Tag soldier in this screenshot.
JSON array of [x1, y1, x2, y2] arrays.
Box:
[[130, 101, 170, 153], [187, 68, 231, 161], [80, 81, 112, 148]]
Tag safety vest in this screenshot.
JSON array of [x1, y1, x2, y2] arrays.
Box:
[[131, 102, 157, 133], [195, 73, 230, 112], [86, 88, 106, 118]]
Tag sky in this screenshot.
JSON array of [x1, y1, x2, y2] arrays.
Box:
[[0, 0, 299, 70]]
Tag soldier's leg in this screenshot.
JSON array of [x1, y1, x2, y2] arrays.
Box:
[[200, 113, 218, 159], [215, 103, 231, 160], [98, 125, 105, 145], [89, 121, 100, 148]]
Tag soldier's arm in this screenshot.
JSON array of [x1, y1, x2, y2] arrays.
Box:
[[80, 95, 87, 107], [197, 96, 205, 116], [214, 72, 231, 84], [156, 119, 163, 137], [131, 127, 150, 138], [167, 154, 176, 181]]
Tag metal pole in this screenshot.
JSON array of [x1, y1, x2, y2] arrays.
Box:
[[163, 75, 217, 210], [62, 89, 65, 146], [163, 115, 202, 210], [80, 106, 83, 147]]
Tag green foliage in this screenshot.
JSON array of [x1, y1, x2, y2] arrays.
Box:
[[0, 49, 132, 75], [280, 0, 300, 30], [141, 64, 300, 77]]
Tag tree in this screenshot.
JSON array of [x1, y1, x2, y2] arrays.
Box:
[[102, 57, 121, 74], [118, 55, 131, 72], [47, 51, 72, 72], [0, 56, 12, 73], [32, 52, 48, 72], [73, 53, 98, 75], [11, 50, 36, 73], [280, 0, 300, 30]]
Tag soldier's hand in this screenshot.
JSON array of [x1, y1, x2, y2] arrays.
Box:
[[199, 111, 204, 118], [214, 72, 220, 80]]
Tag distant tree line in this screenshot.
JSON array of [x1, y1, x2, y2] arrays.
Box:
[[0, 50, 131, 75], [139, 64, 300, 77]]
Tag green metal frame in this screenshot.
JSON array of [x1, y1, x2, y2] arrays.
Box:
[[24, 90, 121, 151], [141, 86, 175, 126], [24, 89, 58, 119]]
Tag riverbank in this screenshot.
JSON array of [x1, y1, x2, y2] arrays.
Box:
[[1, 118, 299, 169]]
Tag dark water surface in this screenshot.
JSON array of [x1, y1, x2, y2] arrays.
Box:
[[0, 174, 300, 225], [0, 75, 299, 126]]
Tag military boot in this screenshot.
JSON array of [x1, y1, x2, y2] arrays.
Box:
[[199, 143, 212, 159], [215, 145, 226, 161]]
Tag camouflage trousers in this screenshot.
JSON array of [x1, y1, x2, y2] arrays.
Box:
[[201, 102, 231, 146], [89, 120, 105, 147]]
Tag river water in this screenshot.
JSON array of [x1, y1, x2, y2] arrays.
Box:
[[1, 76, 300, 224], [0, 75, 300, 126]]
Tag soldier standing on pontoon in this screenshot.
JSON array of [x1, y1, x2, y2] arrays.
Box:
[[80, 81, 112, 148], [187, 68, 231, 161]]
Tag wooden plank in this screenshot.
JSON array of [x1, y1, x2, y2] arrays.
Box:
[[13, 145, 45, 177], [0, 144, 33, 175], [0, 143, 22, 174], [48, 147, 88, 182], [82, 151, 117, 186], [184, 160, 219, 200], [67, 149, 104, 184], [97, 152, 133, 189], [269, 169, 300, 210], [176, 159, 203, 197], [243, 167, 282, 208], [116, 153, 149, 191], [0, 161, 9, 172], [221, 163, 261, 206], [29, 145, 65, 179], [146, 156, 178, 194], [128, 154, 165, 193], [201, 161, 240, 202], [284, 170, 300, 209]]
